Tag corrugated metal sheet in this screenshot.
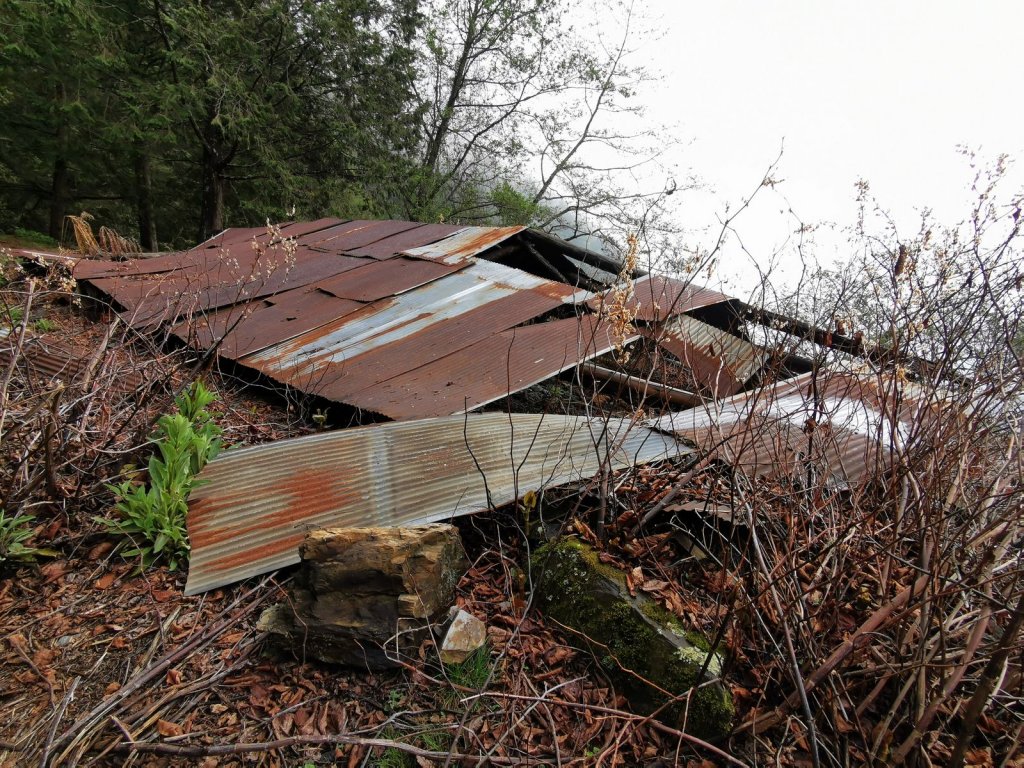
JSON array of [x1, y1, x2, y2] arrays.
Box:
[[403, 226, 525, 265], [588, 274, 730, 322], [315, 257, 458, 302], [346, 315, 634, 420], [0, 336, 150, 393], [76, 219, 735, 421], [305, 219, 424, 253], [235, 260, 589, 417], [653, 371, 931, 485], [184, 412, 686, 594], [345, 223, 462, 259], [649, 315, 764, 396]]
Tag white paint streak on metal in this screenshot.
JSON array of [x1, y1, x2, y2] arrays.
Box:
[[240, 260, 559, 380], [402, 226, 525, 264]]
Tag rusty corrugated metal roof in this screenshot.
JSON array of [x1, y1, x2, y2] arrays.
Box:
[[588, 274, 731, 322], [403, 225, 525, 265], [653, 370, 931, 485], [76, 219, 733, 421], [184, 412, 686, 594], [649, 314, 764, 397], [0, 334, 150, 393]]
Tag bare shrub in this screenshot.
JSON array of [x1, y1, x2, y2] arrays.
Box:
[[703, 156, 1024, 766]]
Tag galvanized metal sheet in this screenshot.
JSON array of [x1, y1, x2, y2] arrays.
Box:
[[257, 291, 571, 406], [345, 314, 633, 420], [77, 219, 736, 425], [184, 412, 686, 594], [240, 260, 578, 389], [653, 371, 923, 485], [174, 287, 365, 358], [403, 226, 525, 266], [649, 315, 764, 396]]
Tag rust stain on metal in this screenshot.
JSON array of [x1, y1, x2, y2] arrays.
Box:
[[184, 412, 685, 594], [402, 226, 525, 265], [77, 218, 735, 422], [345, 223, 462, 259], [648, 315, 764, 397], [0, 336, 149, 393], [346, 314, 631, 420], [316, 257, 459, 302], [590, 274, 730, 322]]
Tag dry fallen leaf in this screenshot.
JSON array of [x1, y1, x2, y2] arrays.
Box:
[[40, 561, 67, 584], [156, 718, 183, 738], [88, 541, 114, 560], [93, 571, 116, 590]]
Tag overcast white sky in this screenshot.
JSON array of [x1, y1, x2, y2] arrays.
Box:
[[633, 1, 1024, 295]]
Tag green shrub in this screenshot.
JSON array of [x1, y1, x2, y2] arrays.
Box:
[[12, 228, 58, 248], [32, 318, 56, 333], [0, 511, 54, 566], [101, 381, 222, 571], [2, 304, 24, 328]]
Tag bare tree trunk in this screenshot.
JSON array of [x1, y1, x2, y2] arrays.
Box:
[[48, 83, 70, 241], [133, 146, 158, 251], [198, 143, 225, 242]]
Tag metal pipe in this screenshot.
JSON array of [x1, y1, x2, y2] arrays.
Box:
[[581, 363, 703, 407]]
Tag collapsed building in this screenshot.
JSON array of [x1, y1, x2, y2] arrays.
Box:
[[70, 219, 924, 594]]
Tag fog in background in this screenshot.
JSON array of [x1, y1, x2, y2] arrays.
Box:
[[632, 1, 1024, 295]]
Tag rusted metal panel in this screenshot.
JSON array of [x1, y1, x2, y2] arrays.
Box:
[[649, 315, 764, 396], [316, 256, 460, 302], [0, 336, 149, 393], [75, 220, 344, 280], [305, 219, 422, 254], [403, 226, 525, 265], [345, 314, 634, 420], [87, 248, 369, 328], [653, 371, 925, 485], [184, 412, 686, 594], [344, 223, 462, 259], [253, 291, 571, 406], [590, 274, 730, 322], [279, 217, 347, 241], [174, 287, 365, 358], [240, 260, 578, 388], [77, 219, 738, 423]]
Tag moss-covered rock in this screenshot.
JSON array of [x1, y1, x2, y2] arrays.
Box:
[[531, 537, 734, 739]]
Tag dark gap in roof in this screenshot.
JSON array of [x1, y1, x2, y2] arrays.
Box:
[[522, 229, 639, 280], [477, 233, 614, 292], [211, 353, 389, 429]]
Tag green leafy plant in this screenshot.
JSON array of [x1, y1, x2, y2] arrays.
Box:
[[12, 228, 58, 248], [32, 317, 56, 332], [101, 381, 222, 571], [0, 511, 54, 566], [2, 304, 24, 328]]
